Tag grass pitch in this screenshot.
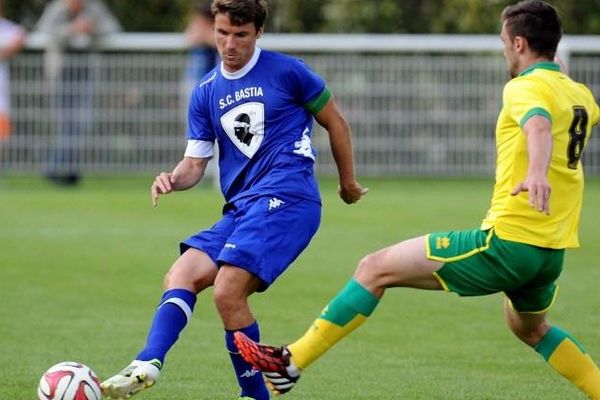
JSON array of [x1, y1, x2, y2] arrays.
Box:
[[1, 176, 599, 399]]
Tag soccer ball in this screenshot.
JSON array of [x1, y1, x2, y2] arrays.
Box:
[[37, 361, 102, 400]]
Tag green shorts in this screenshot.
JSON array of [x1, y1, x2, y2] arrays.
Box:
[[427, 228, 564, 313]]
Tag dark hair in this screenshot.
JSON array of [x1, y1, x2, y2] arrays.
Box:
[[501, 0, 562, 59], [211, 0, 268, 31]]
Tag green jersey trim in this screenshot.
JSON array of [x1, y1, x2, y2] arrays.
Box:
[[520, 107, 552, 127], [305, 87, 332, 115], [506, 288, 558, 314], [518, 61, 561, 77]]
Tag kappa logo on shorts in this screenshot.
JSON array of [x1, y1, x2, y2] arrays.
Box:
[[268, 197, 285, 210], [436, 237, 451, 249]]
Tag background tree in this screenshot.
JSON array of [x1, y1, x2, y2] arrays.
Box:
[[3, 0, 600, 34], [103, 0, 192, 32], [2, 0, 193, 31]]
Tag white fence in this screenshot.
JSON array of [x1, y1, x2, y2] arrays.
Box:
[[3, 33, 600, 176]]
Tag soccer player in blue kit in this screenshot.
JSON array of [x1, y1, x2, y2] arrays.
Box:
[[101, 1, 367, 399]]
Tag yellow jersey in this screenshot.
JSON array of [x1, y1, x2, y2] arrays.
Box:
[[481, 62, 600, 249]]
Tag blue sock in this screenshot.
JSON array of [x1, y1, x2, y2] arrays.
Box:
[[136, 289, 197, 364], [225, 321, 270, 400]]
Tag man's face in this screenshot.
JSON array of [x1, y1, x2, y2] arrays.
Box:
[[501, 22, 519, 78], [215, 13, 262, 72]]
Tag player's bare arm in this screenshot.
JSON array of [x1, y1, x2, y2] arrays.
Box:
[[151, 157, 209, 207], [315, 98, 367, 204], [510, 115, 553, 214]]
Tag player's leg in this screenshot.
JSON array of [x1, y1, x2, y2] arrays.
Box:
[[135, 248, 217, 362], [235, 235, 444, 394], [101, 248, 218, 399], [221, 195, 321, 399], [504, 245, 600, 399], [504, 298, 600, 398], [102, 209, 235, 399], [289, 235, 443, 368], [236, 229, 514, 394], [214, 265, 270, 400], [49, 68, 82, 185]]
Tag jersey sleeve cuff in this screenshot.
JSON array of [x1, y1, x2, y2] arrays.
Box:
[[305, 87, 332, 115], [184, 139, 214, 158], [519, 107, 552, 127]]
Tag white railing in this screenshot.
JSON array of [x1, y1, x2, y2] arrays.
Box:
[[3, 33, 600, 176]]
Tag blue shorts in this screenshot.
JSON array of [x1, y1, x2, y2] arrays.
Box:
[[181, 194, 321, 291]]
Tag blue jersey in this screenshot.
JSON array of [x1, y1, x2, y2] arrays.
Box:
[[187, 48, 330, 204]]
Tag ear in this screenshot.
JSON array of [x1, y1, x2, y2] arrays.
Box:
[[513, 36, 527, 54], [256, 26, 264, 39]]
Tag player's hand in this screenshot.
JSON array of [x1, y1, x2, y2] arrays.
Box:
[[510, 176, 551, 214], [151, 172, 174, 207], [338, 180, 368, 204]]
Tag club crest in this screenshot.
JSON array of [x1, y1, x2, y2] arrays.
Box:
[[220, 102, 265, 158]]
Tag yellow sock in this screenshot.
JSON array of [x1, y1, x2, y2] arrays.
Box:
[[288, 279, 379, 369], [535, 326, 600, 399], [289, 313, 367, 368]]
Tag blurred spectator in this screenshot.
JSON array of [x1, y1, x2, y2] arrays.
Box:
[[0, 0, 26, 140], [181, 2, 219, 184], [183, 2, 218, 96], [36, 0, 120, 186]]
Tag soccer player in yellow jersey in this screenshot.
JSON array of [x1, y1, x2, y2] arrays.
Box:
[[233, 1, 600, 398]]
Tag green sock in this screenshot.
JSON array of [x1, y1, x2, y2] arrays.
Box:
[[288, 279, 379, 369]]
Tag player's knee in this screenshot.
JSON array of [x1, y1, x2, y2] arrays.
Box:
[[355, 252, 389, 288], [163, 264, 212, 293], [356, 253, 378, 276], [213, 283, 238, 314], [509, 320, 550, 347]]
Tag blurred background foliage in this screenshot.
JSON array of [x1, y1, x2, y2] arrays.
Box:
[[3, 0, 600, 34]]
